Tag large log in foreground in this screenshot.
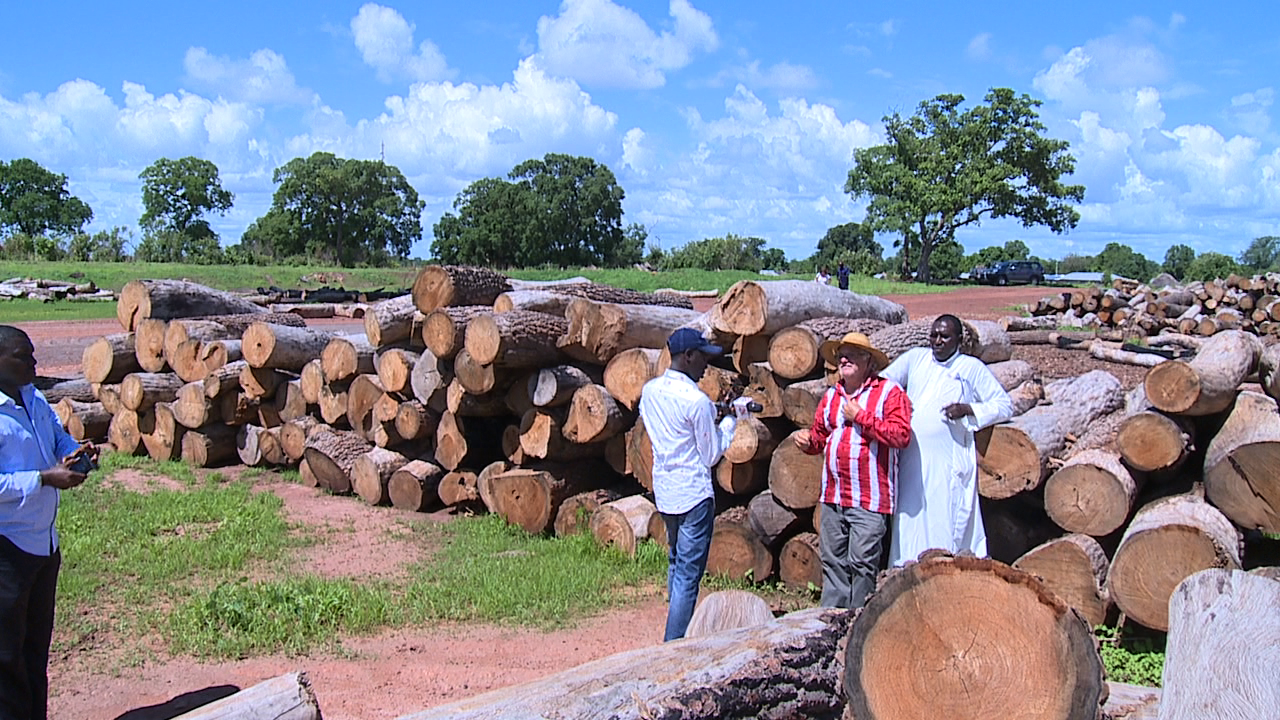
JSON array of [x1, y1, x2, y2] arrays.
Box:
[[1143, 330, 1261, 416], [117, 279, 267, 331], [1203, 390, 1280, 533], [712, 280, 908, 335], [844, 554, 1104, 720], [396, 607, 851, 720], [171, 670, 320, 720]]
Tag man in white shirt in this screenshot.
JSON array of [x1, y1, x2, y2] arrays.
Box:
[[638, 328, 752, 641]]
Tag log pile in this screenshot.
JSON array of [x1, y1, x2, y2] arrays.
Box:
[[0, 277, 115, 303]]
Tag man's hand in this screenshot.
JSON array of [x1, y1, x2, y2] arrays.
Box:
[[41, 465, 87, 490], [943, 402, 973, 421], [842, 397, 863, 424], [793, 429, 811, 449]]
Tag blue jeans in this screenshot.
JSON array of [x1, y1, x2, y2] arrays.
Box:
[[661, 497, 715, 641]]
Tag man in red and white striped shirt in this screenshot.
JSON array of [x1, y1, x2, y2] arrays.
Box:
[[795, 331, 911, 609]]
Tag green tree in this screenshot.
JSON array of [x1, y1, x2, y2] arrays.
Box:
[[811, 222, 882, 271], [433, 154, 630, 267], [845, 88, 1084, 283], [760, 247, 788, 272], [1238, 236, 1280, 272], [966, 239, 1031, 271], [252, 152, 425, 267], [1094, 242, 1159, 281], [1162, 244, 1196, 280], [67, 227, 131, 262], [1186, 252, 1242, 282], [0, 158, 93, 238], [139, 157, 234, 246], [662, 234, 767, 271]]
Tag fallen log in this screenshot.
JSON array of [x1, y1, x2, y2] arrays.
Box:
[[489, 464, 607, 535], [987, 359, 1036, 392], [603, 347, 665, 410], [1203, 390, 1280, 533], [397, 607, 851, 720], [1115, 410, 1194, 474], [352, 447, 409, 506], [1144, 329, 1261, 415], [180, 423, 238, 467], [363, 294, 418, 347], [303, 428, 372, 494], [553, 488, 624, 537], [464, 309, 568, 367], [1043, 449, 1139, 537], [768, 430, 824, 509], [421, 305, 490, 360], [492, 288, 578, 315], [1007, 380, 1044, 416], [55, 399, 109, 442], [83, 333, 142, 384], [844, 554, 1104, 720], [1012, 534, 1111, 628], [120, 372, 184, 412], [117, 279, 266, 331], [170, 670, 320, 720], [1089, 342, 1167, 367], [321, 335, 375, 383], [242, 323, 335, 372], [1001, 315, 1061, 331], [411, 265, 511, 314], [778, 532, 821, 591], [589, 494, 655, 556], [388, 459, 446, 512], [711, 280, 907, 336], [766, 316, 889, 380]]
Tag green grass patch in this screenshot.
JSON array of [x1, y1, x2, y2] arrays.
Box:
[[0, 298, 119, 322], [1096, 625, 1165, 686]]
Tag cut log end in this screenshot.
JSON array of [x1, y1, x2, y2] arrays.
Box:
[[1143, 361, 1200, 414]]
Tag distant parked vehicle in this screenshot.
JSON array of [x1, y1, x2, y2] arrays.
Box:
[[980, 260, 1045, 286]]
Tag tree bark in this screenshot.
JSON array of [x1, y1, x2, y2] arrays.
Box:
[[40, 378, 96, 405], [388, 459, 446, 512], [353, 447, 409, 506], [1159, 569, 1280, 720], [767, 317, 890, 380], [844, 554, 1105, 720], [1044, 448, 1140, 536], [279, 417, 324, 463], [411, 265, 511, 314], [170, 670, 320, 720], [1106, 493, 1242, 631], [554, 488, 624, 537], [83, 333, 142, 384], [464, 310, 568, 368], [180, 423, 238, 467], [768, 430, 824, 509], [398, 607, 850, 720], [712, 280, 908, 336], [778, 532, 821, 591], [1007, 379, 1044, 416], [1203, 390, 1280, 533], [117, 279, 266, 331], [303, 429, 372, 494], [492, 289, 578, 315], [603, 347, 665, 411], [1144, 329, 1261, 415], [421, 306, 490, 360], [1012, 534, 1112, 628], [563, 384, 629, 443], [987, 359, 1036, 392], [241, 323, 334, 371], [321, 335, 375, 383], [589, 494, 656, 556], [707, 506, 774, 581], [55, 399, 110, 443], [364, 294, 418, 347], [747, 490, 806, 550], [978, 370, 1124, 499]]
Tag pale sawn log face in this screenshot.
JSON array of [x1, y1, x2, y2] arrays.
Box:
[[1203, 390, 1280, 533], [1013, 534, 1111, 628]]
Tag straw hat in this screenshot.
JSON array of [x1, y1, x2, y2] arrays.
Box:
[[819, 331, 889, 372]]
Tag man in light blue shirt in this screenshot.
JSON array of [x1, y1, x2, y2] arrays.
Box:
[[638, 328, 752, 641], [0, 325, 94, 720]]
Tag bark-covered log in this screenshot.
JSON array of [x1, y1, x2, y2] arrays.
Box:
[[412, 265, 511, 314], [978, 370, 1124, 499], [237, 424, 279, 467], [298, 359, 325, 405], [1258, 342, 1280, 404], [714, 458, 768, 496], [712, 280, 908, 336], [117, 279, 266, 331], [202, 360, 248, 401], [532, 282, 696, 309], [120, 372, 184, 412], [781, 377, 827, 428], [393, 399, 439, 443], [1007, 379, 1044, 416], [40, 377, 96, 405], [134, 318, 171, 373], [1144, 329, 1261, 416], [603, 347, 665, 411], [376, 348, 418, 394], [241, 323, 334, 371], [554, 488, 624, 537], [345, 374, 387, 439], [452, 348, 499, 395], [1203, 390, 1280, 533], [95, 384, 123, 415], [141, 402, 183, 461], [778, 532, 821, 591], [169, 339, 209, 383], [489, 463, 611, 534], [55, 399, 109, 442], [444, 378, 509, 417], [968, 319, 1014, 363], [352, 447, 409, 506], [768, 430, 824, 509], [767, 317, 890, 380], [107, 409, 143, 455], [747, 490, 806, 550], [397, 607, 851, 720], [565, 300, 704, 364], [388, 459, 446, 512], [364, 294, 418, 347], [589, 494, 656, 556], [563, 383, 629, 443], [844, 554, 1105, 720], [707, 506, 774, 581], [724, 417, 788, 464], [1159, 569, 1280, 720], [302, 428, 372, 494], [321, 335, 375, 383], [464, 310, 568, 368], [169, 670, 320, 720], [180, 423, 238, 467], [987, 359, 1036, 392], [1001, 315, 1061, 331], [1013, 534, 1112, 628], [162, 319, 237, 374], [317, 382, 350, 427], [742, 362, 785, 419], [83, 333, 141, 384], [868, 318, 981, 363], [278, 417, 325, 464], [421, 305, 490, 360], [239, 365, 287, 401], [1044, 448, 1140, 537], [273, 379, 307, 423], [1115, 410, 1194, 474], [530, 364, 603, 407], [1106, 493, 1242, 631], [492, 288, 578, 316]]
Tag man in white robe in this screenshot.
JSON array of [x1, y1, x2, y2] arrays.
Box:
[[880, 314, 1013, 566]]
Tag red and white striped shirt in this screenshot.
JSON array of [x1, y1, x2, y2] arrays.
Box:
[[803, 376, 912, 514]]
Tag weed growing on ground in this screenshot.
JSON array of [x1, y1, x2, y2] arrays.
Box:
[[1096, 625, 1165, 686]]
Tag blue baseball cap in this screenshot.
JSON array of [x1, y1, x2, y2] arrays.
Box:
[[667, 328, 723, 355]]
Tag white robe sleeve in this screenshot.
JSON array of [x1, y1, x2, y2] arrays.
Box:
[[960, 358, 1015, 432], [880, 349, 915, 390]]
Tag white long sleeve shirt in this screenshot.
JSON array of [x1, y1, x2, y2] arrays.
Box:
[[1, 384, 81, 556], [637, 370, 737, 515]]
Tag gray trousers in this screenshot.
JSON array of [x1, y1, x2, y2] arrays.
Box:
[[819, 503, 888, 609]]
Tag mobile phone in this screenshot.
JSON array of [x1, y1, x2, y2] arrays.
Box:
[[67, 448, 97, 474]]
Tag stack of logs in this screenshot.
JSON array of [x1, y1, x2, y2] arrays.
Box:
[[1026, 272, 1280, 338], [1, 276, 115, 302]]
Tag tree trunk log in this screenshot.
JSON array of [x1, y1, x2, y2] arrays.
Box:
[[1044, 448, 1140, 536], [163, 319, 236, 373], [768, 430, 824, 509], [437, 469, 479, 507], [743, 362, 785, 419], [530, 364, 602, 407], [968, 319, 1013, 363], [421, 306, 490, 360], [41, 378, 96, 405], [170, 339, 209, 383], [1001, 315, 1061, 331], [707, 506, 774, 582], [237, 424, 277, 466], [120, 372, 184, 412], [353, 447, 409, 506], [444, 378, 509, 417], [1158, 569, 1280, 720], [573, 301, 704, 364], [394, 400, 439, 443], [412, 265, 511, 314], [554, 488, 624, 537], [489, 464, 609, 534], [181, 423, 238, 467], [303, 429, 372, 494], [1203, 390, 1280, 533], [346, 374, 386, 438], [241, 323, 334, 371], [712, 280, 907, 336], [563, 384, 629, 443], [142, 402, 183, 461], [408, 350, 448, 413], [1106, 493, 1242, 631], [1257, 341, 1280, 403], [685, 589, 774, 639], [364, 295, 418, 347], [238, 365, 286, 401], [979, 370, 1124, 499], [767, 317, 890, 380], [279, 417, 324, 463], [844, 554, 1105, 720], [748, 490, 806, 549], [388, 459, 446, 512], [273, 379, 307, 423], [1115, 410, 1194, 474], [376, 348, 418, 394], [724, 417, 789, 464], [714, 458, 768, 496], [1007, 379, 1044, 416], [117, 279, 266, 331], [781, 378, 828, 428], [399, 607, 850, 720], [779, 532, 821, 591], [492, 289, 577, 315], [434, 411, 468, 471], [451, 348, 498, 395], [464, 310, 568, 368], [203, 360, 248, 401], [987, 359, 1037, 391], [626, 418, 655, 492], [134, 318, 171, 373], [1012, 534, 1112, 628], [603, 347, 666, 411], [83, 333, 141, 384], [318, 383, 350, 427], [299, 359, 325, 405], [56, 399, 109, 442], [1144, 329, 1261, 415], [590, 494, 656, 556], [95, 384, 123, 415], [108, 409, 143, 455], [170, 670, 320, 720], [321, 335, 375, 383]]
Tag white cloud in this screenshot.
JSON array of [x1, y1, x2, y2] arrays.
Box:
[[710, 60, 818, 93], [535, 0, 718, 89], [966, 32, 993, 61], [351, 3, 453, 83], [183, 47, 313, 104], [1226, 88, 1273, 136], [867, 68, 892, 79], [879, 20, 897, 37], [621, 127, 651, 175]]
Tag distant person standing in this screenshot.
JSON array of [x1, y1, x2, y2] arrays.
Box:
[[815, 266, 832, 285], [639, 328, 754, 641], [881, 315, 1013, 566], [795, 332, 911, 609], [1, 325, 97, 720], [836, 261, 850, 290]]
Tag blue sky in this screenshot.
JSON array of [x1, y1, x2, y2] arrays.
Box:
[[1, 1, 1276, 263]]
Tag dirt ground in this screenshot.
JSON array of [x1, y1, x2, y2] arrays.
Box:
[[17, 285, 1140, 719]]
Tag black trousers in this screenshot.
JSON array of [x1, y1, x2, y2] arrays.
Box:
[[0, 536, 60, 720]]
